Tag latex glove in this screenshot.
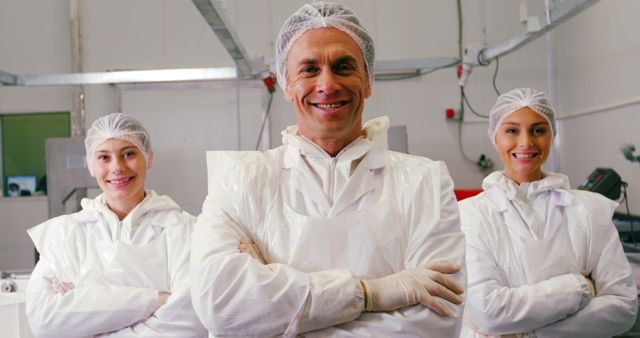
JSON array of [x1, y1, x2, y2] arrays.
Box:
[[361, 262, 463, 315], [239, 239, 266, 264], [50, 277, 75, 295]]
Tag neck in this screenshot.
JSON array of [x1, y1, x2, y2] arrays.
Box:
[[105, 191, 145, 220], [504, 169, 543, 185]]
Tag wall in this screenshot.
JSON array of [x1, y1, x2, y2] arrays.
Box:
[[553, 0, 640, 213], [1, 0, 638, 269]]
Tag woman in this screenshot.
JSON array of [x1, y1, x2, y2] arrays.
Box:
[[25, 113, 206, 338], [459, 88, 637, 338]]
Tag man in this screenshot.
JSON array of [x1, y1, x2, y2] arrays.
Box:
[[191, 2, 466, 337]]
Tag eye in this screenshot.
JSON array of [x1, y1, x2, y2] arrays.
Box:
[[335, 63, 355, 73], [504, 127, 517, 135], [123, 150, 137, 158], [96, 154, 109, 161], [532, 126, 548, 136], [300, 65, 319, 75]]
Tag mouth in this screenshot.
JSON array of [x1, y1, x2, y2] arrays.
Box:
[[107, 176, 134, 187], [312, 101, 348, 111], [512, 152, 538, 159]]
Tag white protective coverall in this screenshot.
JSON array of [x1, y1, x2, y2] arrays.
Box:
[[459, 171, 637, 338], [26, 190, 207, 338], [191, 116, 466, 337]]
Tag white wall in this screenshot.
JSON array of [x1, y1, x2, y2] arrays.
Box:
[[553, 1, 640, 213], [1, 0, 638, 269]]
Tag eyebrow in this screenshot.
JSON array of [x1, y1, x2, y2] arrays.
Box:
[[94, 146, 138, 153], [296, 55, 358, 66], [502, 121, 549, 127]]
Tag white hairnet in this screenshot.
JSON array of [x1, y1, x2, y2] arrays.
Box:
[[85, 113, 152, 165], [488, 87, 556, 145], [275, 1, 375, 90]]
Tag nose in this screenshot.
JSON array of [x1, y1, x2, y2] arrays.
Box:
[[316, 68, 341, 95], [518, 132, 534, 148], [110, 157, 125, 173]]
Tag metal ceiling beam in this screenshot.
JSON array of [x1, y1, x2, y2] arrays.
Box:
[[3, 67, 237, 86], [191, 0, 257, 76], [479, 0, 600, 63], [0, 70, 18, 85], [375, 57, 460, 74]]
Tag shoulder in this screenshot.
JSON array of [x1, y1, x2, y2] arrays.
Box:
[[458, 193, 495, 231], [205, 148, 284, 190], [28, 211, 89, 254], [384, 150, 452, 185], [568, 189, 618, 228]]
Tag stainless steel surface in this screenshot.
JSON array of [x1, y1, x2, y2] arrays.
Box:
[[45, 138, 98, 218]]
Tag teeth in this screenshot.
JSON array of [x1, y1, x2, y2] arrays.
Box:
[[316, 103, 343, 109], [514, 153, 536, 158], [109, 177, 131, 184]]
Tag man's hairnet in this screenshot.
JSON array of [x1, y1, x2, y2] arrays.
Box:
[[275, 1, 375, 90], [85, 113, 152, 166], [488, 87, 557, 146]]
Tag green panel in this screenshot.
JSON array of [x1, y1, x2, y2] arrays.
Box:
[[2, 112, 70, 196]]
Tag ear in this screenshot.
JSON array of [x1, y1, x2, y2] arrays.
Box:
[[364, 79, 372, 99], [147, 149, 154, 170], [284, 84, 294, 102]]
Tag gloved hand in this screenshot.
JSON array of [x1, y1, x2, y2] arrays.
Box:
[[239, 239, 267, 264], [50, 277, 75, 295], [361, 261, 463, 316]]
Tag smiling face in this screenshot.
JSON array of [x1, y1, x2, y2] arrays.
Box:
[[90, 138, 150, 210], [495, 107, 553, 184], [284, 27, 371, 156]]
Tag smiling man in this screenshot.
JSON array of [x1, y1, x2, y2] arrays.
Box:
[[191, 2, 466, 337]]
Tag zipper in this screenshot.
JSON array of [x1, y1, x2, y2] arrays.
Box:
[[328, 157, 337, 204]]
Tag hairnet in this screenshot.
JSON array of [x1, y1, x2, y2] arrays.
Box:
[[275, 1, 375, 90], [488, 87, 556, 145], [85, 113, 152, 166]]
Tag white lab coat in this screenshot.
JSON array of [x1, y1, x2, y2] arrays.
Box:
[[459, 172, 637, 338], [191, 116, 466, 337], [26, 190, 207, 338]]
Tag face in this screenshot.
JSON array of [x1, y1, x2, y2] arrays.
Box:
[[284, 27, 371, 148], [90, 138, 150, 207], [495, 107, 553, 184]]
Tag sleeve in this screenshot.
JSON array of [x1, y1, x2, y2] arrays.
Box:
[[534, 196, 638, 338], [97, 215, 207, 338], [26, 255, 159, 338], [190, 152, 364, 337], [25, 220, 160, 338], [304, 160, 467, 337], [461, 200, 588, 335]]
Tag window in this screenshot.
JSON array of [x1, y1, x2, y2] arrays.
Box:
[[1, 112, 70, 196]]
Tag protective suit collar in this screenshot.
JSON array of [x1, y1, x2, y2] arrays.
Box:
[[482, 171, 572, 211], [76, 190, 182, 241], [281, 116, 390, 164], [280, 116, 389, 216], [483, 171, 573, 241]]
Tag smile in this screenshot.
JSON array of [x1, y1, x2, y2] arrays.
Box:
[[313, 101, 347, 110], [107, 177, 132, 184], [513, 153, 538, 159]]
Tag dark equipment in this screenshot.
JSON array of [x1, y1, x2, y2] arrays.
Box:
[[578, 167, 622, 201]]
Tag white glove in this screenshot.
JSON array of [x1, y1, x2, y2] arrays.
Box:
[[361, 262, 463, 316]]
